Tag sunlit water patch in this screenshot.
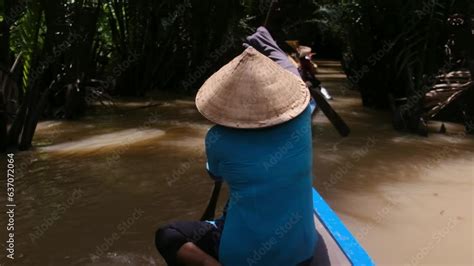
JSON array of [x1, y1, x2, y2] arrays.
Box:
[[40, 129, 166, 154]]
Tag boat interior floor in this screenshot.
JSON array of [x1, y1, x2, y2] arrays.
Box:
[[311, 214, 351, 266]]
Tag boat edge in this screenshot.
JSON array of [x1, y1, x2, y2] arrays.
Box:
[[312, 188, 375, 266]]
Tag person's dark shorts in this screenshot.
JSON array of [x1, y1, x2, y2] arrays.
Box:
[[155, 220, 330, 266], [155, 221, 223, 266]]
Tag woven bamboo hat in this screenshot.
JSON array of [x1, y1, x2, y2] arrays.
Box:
[[196, 47, 309, 129]]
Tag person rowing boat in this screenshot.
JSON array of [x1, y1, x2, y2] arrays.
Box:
[[154, 27, 330, 266], [297, 46, 333, 101]]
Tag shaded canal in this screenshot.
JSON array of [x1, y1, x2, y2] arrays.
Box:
[[1, 62, 472, 265]]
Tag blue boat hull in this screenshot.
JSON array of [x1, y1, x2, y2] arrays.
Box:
[[312, 188, 374, 266]]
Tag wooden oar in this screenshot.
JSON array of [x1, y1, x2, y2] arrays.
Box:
[[200, 180, 222, 221], [299, 56, 350, 137], [309, 86, 351, 137], [263, 0, 277, 27]]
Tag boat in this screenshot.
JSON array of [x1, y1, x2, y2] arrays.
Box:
[[310, 188, 374, 266]]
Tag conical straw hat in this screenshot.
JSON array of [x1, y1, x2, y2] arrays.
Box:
[[196, 47, 310, 129]]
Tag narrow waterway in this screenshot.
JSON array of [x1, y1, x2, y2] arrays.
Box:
[[1, 61, 472, 265]]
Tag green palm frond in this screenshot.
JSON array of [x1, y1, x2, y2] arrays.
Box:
[[9, 1, 44, 91]]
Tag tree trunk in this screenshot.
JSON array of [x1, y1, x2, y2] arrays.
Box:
[[0, 0, 13, 66], [0, 77, 7, 150], [0, 0, 13, 151], [18, 82, 40, 150], [7, 85, 29, 148]]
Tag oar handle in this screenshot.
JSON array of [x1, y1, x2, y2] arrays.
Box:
[[200, 180, 223, 221]]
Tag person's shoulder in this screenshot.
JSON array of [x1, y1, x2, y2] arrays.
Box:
[[207, 124, 227, 135], [288, 105, 312, 126], [302, 104, 312, 117], [205, 125, 226, 147]]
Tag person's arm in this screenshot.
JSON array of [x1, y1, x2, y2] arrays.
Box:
[[245, 26, 318, 114], [206, 162, 222, 181], [245, 26, 302, 77], [205, 127, 222, 180], [200, 128, 224, 221]]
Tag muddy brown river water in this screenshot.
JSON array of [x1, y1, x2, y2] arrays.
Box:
[[0, 61, 472, 265]]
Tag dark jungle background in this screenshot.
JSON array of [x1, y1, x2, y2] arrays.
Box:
[[1, 0, 473, 151]]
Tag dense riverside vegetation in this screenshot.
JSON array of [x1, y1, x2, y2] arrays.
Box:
[[0, 0, 473, 150]]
